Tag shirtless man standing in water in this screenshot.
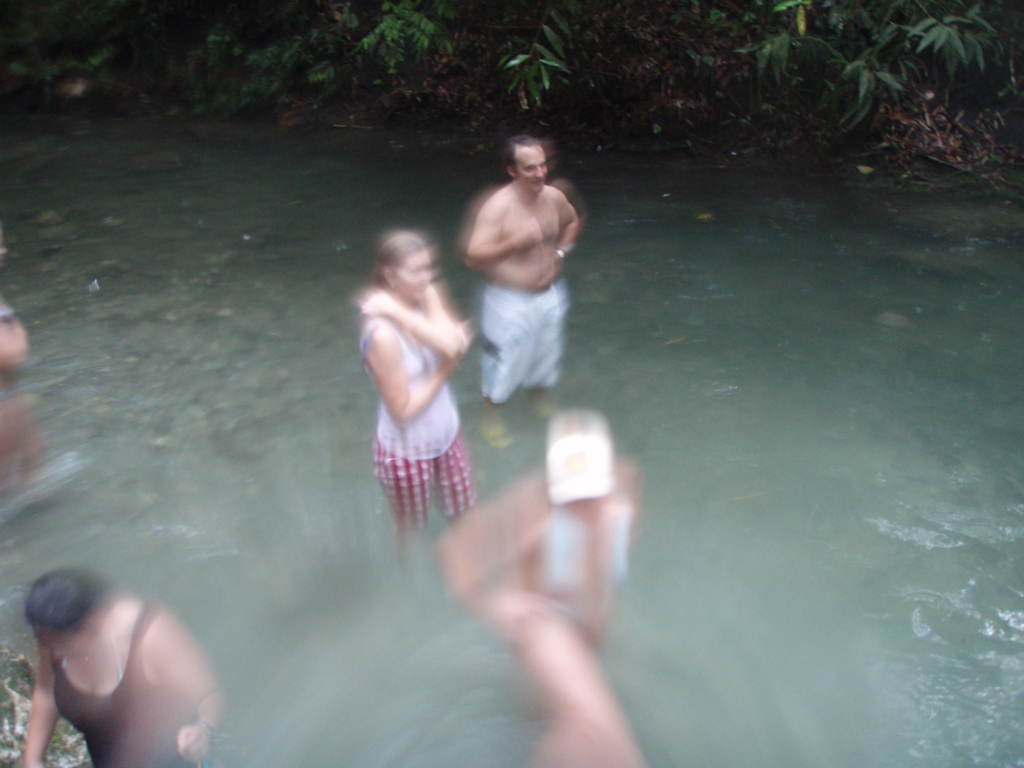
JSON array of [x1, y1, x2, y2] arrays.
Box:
[[463, 136, 580, 446]]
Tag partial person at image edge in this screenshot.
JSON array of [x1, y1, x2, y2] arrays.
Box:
[[0, 221, 47, 500], [22, 569, 223, 768]]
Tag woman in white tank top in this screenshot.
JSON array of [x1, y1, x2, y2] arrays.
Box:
[[359, 230, 477, 549]]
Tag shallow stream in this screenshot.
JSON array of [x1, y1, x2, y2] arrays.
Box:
[[1, 115, 1023, 767]]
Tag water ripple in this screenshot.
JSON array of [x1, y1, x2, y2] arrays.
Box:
[[866, 517, 963, 550], [916, 503, 1024, 545]]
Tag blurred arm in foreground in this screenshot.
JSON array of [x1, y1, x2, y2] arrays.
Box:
[[441, 409, 646, 768]]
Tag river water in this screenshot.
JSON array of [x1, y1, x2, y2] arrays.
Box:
[[0, 115, 1022, 767]]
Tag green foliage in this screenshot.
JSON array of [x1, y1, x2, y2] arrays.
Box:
[[500, 10, 572, 109], [739, 0, 1002, 133], [0, 0, 156, 98], [903, 6, 994, 77], [182, 2, 366, 114], [0, 0, 367, 114], [751, 32, 791, 81], [0, 0, 1019, 154], [358, 0, 454, 74]]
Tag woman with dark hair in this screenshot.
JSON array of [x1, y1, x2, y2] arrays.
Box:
[[358, 230, 476, 545], [22, 569, 223, 768]]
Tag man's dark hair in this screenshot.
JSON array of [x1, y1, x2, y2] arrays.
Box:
[[503, 135, 545, 169], [25, 569, 111, 632]]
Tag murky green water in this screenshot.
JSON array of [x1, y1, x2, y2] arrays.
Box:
[[1, 115, 1023, 767]]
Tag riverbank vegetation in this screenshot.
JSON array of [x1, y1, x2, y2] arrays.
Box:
[[0, 648, 87, 768], [0, 0, 1022, 174]]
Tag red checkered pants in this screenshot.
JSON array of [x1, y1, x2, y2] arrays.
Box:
[[373, 431, 476, 528]]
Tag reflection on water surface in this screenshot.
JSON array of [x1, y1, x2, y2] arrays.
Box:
[[1, 116, 1023, 767]]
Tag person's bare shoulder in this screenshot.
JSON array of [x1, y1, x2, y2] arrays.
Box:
[[477, 184, 517, 218], [137, 604, 210, 681], [136, 603, 184, 649], [542, 184, 570, 204], [362, 318, 400, 349], [361, 323, 405, 379], [543, 183, 575, 213], [111, 595, 146, 628]]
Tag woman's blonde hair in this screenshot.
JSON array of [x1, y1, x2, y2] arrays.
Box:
[[373, 229, 432, 288]]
